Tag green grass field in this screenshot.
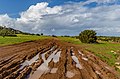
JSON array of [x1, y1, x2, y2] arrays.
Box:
[[0, 34, 50, 46], [58, 36, 120, 53], [79, 43, 120, 66], [58, 36, 81, 44]]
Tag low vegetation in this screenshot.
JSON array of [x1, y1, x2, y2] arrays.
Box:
[[98, 36, 120, 43], [79, 30, 97, 43]]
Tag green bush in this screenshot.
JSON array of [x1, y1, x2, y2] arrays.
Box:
[[79, 30, 97, 43]]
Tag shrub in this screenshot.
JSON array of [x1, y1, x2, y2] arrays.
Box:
[[52, 35, 57, 37], [79, 30, 97, 43], [41, 33, 43, 36]]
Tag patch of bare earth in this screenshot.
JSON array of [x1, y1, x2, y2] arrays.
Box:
[[0, 39, 120, 79]]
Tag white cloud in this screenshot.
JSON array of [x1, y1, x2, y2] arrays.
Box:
[[51, 28, 55, 32], [0, 14, 15, 28], [85, 0, 118, 4], [15, 2, 62, 33], [0, 2, 120, 36], [18, 2, 62, 22]]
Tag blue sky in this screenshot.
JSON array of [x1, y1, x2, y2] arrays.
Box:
[[0, 0, 48, 17], [0, 0, 120, 36], [0, 0, 85, 18]]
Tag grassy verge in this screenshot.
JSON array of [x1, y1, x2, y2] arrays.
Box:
[[59, 36, 120, 72], [0, 34, 50, 46], [81, 43, 120, 73]]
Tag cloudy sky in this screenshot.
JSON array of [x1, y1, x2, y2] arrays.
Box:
[[0, 0, 120, 36]]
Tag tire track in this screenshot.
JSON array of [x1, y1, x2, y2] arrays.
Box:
[[0, 39, 119, 79]]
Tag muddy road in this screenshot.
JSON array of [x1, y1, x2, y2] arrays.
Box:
[[0, 39, 120, 79]]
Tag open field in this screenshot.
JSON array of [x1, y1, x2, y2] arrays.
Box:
[[0, 34, 50, 46], [0, 39, 120, 79]]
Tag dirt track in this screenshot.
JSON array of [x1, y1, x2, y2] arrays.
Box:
[[0, 39, 120, 79]]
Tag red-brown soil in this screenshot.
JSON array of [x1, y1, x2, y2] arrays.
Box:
[[0, 39, 120, 79]]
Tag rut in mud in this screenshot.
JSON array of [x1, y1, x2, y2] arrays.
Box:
[[0, 39, 120, 79]]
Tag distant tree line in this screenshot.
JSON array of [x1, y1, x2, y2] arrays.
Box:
[[0, 26, 44, 37], [0, 26, 18, 37], [97, 36, 120, 43], [21, 32, 44, 36]]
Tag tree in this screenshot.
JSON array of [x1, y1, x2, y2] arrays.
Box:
[[36, 34, 40, 36], [0, 28, 8, 37], [41, 33, 43, 36], [79, 30, 97, 43], [0, 26, 15, 37]]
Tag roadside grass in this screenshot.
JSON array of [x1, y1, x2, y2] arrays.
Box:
[[0, 34, 50, 46], [59, 36, 120, 70], [81, 42, 120, 73], [59, 37, 120, 54]]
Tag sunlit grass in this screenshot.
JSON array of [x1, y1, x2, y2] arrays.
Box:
[[58, 36, 81, 44], [80, 42, 120, 67], [0, 34, 50, 46]]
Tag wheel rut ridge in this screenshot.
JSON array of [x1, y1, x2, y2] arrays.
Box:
[[0, 39, 119, 79], [15, 45, 54, 79], [0, 54, 18, 68], [0, 40, 54, 79]]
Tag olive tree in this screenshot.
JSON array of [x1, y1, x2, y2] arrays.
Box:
[[79, 30, 97, 43]]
